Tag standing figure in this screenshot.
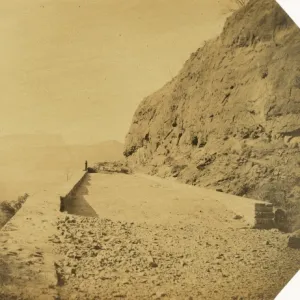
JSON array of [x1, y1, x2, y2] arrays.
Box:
[[85, 160, 88, 171]]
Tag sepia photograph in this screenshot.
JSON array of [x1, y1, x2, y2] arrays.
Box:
[[0, 0, 299, 299]]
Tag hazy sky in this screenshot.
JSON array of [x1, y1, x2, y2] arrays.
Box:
[[0, 0, 230, 144]]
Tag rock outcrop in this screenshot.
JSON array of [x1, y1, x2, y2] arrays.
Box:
[[91, 161, 132, 174], [124, 0, 300, 228]]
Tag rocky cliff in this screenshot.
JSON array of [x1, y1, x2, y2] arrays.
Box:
[[124, 0, 300, 226]]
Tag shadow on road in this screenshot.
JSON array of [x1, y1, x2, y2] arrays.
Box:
[[63, 174, 98, 217]]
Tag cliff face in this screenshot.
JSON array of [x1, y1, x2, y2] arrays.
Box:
[[124, 0, 300, 219]]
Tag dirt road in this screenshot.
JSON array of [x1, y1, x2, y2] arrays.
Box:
[[54, 173, 299, 300]]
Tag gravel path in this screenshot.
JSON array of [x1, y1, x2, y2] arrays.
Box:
[[52, 174, 299, 300]]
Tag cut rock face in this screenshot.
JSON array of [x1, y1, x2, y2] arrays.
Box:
[[124, 0, 300, 212]]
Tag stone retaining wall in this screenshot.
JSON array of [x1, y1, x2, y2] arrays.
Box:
[[254, 203, 275, 229], [59, 171, 88, 212]]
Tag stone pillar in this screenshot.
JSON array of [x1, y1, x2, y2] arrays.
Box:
[[254, 203, 274, 229], [288, 230, 300, 249], [85, 160, 88, 171]]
